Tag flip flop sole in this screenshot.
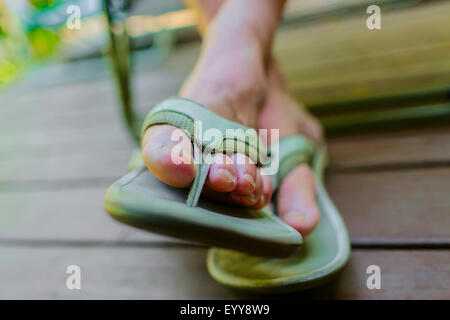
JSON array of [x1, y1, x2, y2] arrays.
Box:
[[206, 148, 351, 293], [104, 164, 302, 258]]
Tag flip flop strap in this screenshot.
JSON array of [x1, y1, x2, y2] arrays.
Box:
[[268, 135, 316, 192], [141, 97, 270, 207], [185, 144, 212, 207]]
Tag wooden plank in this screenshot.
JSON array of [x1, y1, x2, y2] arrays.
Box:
[[0, 71, 184, 132], [0, 55, 190, 181], [0, 42, 197, 128], [283, 0, 421, 22], [0, 247, 447, 299], [0, 186, 181, 243], [0, 45, 197, 185], [0, 146, 131, 182], [326, 168, 450, 243], [0, 247, 234, 299], [293, 249, 450, 299], [327, 126, 450, 169], [275, 1, 450, 106]]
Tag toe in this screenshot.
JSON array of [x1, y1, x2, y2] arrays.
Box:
[[230, 168, 265, 207], [277, 164, 320, 237], [231, 153, 257, 195], [230, 192, 258, 207], [251, 169, 271, 209], [255, 173, 273, 208], [142, 125, 196, 188], [207, 154, 238, 192]]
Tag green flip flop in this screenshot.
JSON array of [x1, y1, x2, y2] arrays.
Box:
[[206, 136, 351, 293], [104, 97, 303, 258]]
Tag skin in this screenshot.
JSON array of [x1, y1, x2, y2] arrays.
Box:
[[142, 0, 323, 237]]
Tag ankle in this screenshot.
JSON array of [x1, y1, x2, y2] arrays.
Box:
[[180, 65, 267, 127], [205, 0, 285, 58], [179, 40, 267, 127]]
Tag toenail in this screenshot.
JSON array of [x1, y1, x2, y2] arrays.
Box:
[[256, 195, 266, 208], [231, 193, 257, 205], [242, 174, 256, 189], [217, 169, 236, 184], [285, 211, 310, 225], [246, 194, 257, 205]]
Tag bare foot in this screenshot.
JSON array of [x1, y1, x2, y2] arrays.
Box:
[[142, 0, 322, 237], [141, 0, 281, 209], [259, 63, 323, 237]]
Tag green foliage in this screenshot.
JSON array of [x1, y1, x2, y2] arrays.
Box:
[[26, 27, 60, 63], [29, 0, 63, 10], [0, 59, 19, 84]]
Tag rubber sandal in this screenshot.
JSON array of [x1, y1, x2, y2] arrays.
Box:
[[104, 97, 303, 258], [206, 136, 351, 293]]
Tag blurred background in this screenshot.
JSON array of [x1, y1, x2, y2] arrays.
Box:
[[1, 0, 449, 131], [0, 0, 449, 299]]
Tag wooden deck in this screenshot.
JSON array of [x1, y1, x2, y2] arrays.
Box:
[[1, 5, 449, 298]]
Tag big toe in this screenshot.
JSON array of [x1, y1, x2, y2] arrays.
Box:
[[277, 164, 320, 237], [142, 125, 196, 188]]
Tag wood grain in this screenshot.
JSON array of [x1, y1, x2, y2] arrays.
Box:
[[0, 4, 448, 299], [275, 1, 450, 106], [291, 249, 450, 299], [0, 247, 447, 299], [0, 186, 183, 243], [326, 168, 450, 243], [327, 126, 450, 169]]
